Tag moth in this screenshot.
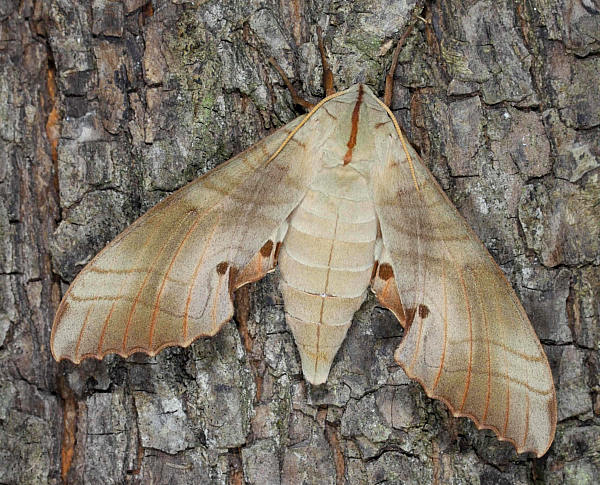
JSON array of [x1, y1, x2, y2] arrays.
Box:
[[51, 31, 556, 457]]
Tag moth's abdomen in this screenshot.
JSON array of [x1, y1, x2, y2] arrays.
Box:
[[279, 167, 377, 384]]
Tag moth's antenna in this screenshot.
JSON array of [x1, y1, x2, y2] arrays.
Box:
[[268, 57, 316, 111], [316, 26, 335, 96], [269, 25, 337, 110], [384, 16, 420, 107]]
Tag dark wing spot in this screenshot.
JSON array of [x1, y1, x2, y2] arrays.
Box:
[[216, 262, 229, 275], [418, 304, 430, 319], [378, 263, 394, 281], [260, 240, 274, 257], [404, 307, 417, 327]]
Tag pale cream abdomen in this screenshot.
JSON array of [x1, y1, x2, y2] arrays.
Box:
[[278, 166, 377, 384]]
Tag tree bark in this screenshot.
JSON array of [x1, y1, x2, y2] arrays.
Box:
[[1, 0, 599, 483]]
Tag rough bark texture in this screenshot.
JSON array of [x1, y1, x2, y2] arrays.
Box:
[[1, 0, 599, 483]]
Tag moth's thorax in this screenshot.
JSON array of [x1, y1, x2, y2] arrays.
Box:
[[317, 84, 392, 172], [278, 165, 377, 384]]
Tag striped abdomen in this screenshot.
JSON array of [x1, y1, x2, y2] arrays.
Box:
[[278, 165, 377, 384]]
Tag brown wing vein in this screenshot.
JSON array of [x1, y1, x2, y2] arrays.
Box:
[[430, 368, 551, 394], [87, 266, 190, 286], [457, 266, 473, 413], [432, 262, 447, 391], [184, 216, 221, 340], [53, 114, 317, 363], [492, 287, 512, 437], [503, 379, 511, 435], [408, 167, 427, 372], [66, 294, 204, 318], [210, 270, 224, 333], [523, 393, 530, 449], [501, 271, 546, 441], [447, 337, 544, 361], [410, 171, 478, 413], [122, 212, 194, 350], [377, 99, 555, 455], [409, 313, 424, 373], [502, 280, 511, 436], [149, 210, 203, 349], [96, 205, 174, 353], [74, 304, 95, 360], [476, 270, 492, 424]]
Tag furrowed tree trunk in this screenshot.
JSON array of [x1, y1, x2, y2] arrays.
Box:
[[1, 0, 598, 483]]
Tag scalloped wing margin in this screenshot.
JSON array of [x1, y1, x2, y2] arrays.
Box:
[[51, 109, 333, 363], [369, 99, 557, 457]]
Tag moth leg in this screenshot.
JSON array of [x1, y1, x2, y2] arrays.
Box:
[[268, 58, 315, 111], [383, 17, 419, 107], [316, 26, 335, 96]]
